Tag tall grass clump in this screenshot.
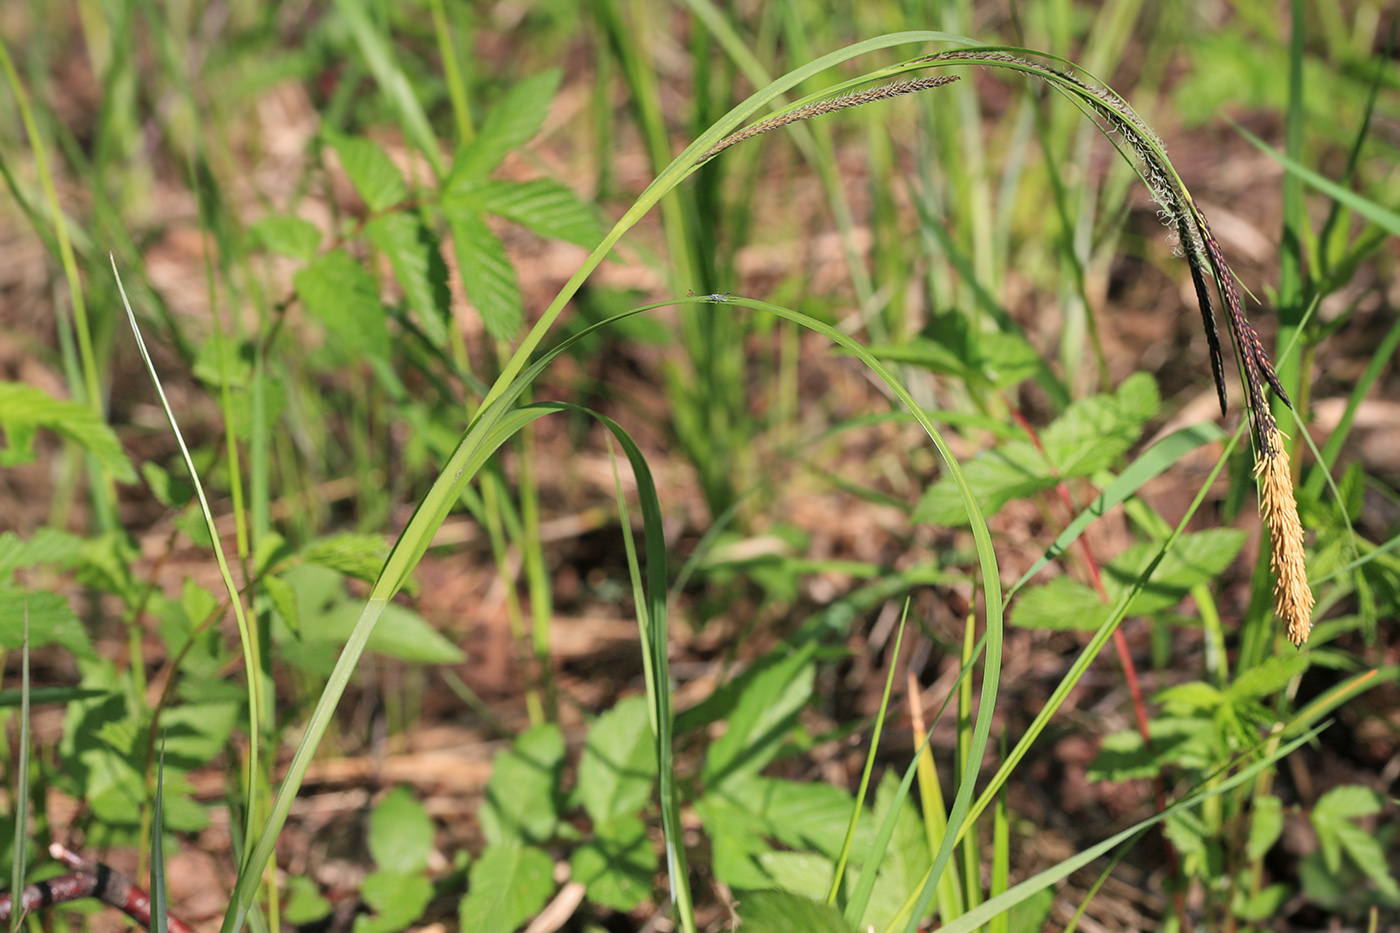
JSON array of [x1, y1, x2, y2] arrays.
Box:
[[4, 4, 1398, 933]]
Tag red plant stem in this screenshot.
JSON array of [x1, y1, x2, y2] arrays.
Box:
[[1011, 410, 1184, 916], [0, 844, 195, 933], [1008, 410, 1152, 744]]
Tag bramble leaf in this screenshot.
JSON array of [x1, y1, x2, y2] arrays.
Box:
[[328, 133, 408, 212], [293, 249, 390, 358], [0, 382, 136, 481]]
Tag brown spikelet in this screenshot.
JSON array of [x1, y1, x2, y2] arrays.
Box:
[[1254, 427, 1315, 645]]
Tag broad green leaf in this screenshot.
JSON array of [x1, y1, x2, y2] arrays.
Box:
[[1100, 529, 1248, 609], [1154, 681, 1224, 716], [249, 215, 321, 261], [703, 644, 816, 786], [569, 815, 657, 912], [710, 775, 863, 860], [157, 701, 240, 769], [1087, 717, 1216, 781], [1040, 372, 1158, 477], [694, 793, 775, 890], [1008, 888, 1057, 933], [1228, 654, 1310, 702], [0, 590, 93, 658], [328, 134, 408, 212], [1312, 789, 1400, 901], [1009, 576, 1105, 631], [369, 787, 434, 874], [1246, 795, 1284, 861], [1014, 529, 1247, 631], [736, 890, 857, 933], [577, 695, 657, 824], [863, 772, 933, 932], [757, 850, 833, 899], [293, 250, 390, 359], [913, 440, 1050, 526], [0, 382, 136, 481], [274, 565, 460, 668], [260, 574, 300, 636], [1233, 883, 1290, 922], [283, 876, 332, 926], [458, 843, 553, 933], [449, 69, 562, 183], [355, 871, 433, 933], [301, 533, 394, 586], [0, 528, 84, 578], [480, 724, 565, 846], [443, 207, 522, 341], [867, 331, 1037, 390], [455, 178, 603, 247], [914, 374, 1157, 525], [365, 212, 451, 350]]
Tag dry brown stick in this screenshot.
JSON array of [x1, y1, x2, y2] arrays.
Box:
[[0, 844, 195, 933]]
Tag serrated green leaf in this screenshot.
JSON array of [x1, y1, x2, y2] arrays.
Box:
[[1247, 795, 1284, 861], [694, 793, 774, 890], [328, 134, 408, 212], [1041, 372, 1158, 477], [704, 644, 816, 787], [460, 179, 603, 247], [757, 850, 834, 899], [283, 876, 332, 926], [356, 871, 433, 933], [862, 772, 933, 932], [260, 574, 300, 635], [913, 439, 1051, 526], [736, 890, 858, 933], [275, 565, 460, 668], [142, 462, 194, 509], [0, 590, 93, 658], [249, 215, 321, 261], [481, 724, 565, 846], [1087, 717, 1216, 781], [1154, 681, 1224, 715], [365, 212, 451, 349], [0, 529, 84, 579], [1101, 528, 1247, 610], [1017, 529, 1247, 631], [301, 533, 393, 585], [915, 374, 1158, 526], [578, 695, 657, 824], [1314, 785, 1382, 822], [449, 69, 562, 183], [569, 815, 657, 912], [458, 843, 554, 933], [443, 207, 522, 340], [1010, 575, 1104, 630], [0, 382, 136, 482], [1233, 883, 1289, 922], [293, 250, 390, 358], [1162, 810, 1209, 858], [158, 701, 240, 769], [1228, 654, 1310, 702], [369, 787, 435, 873], [716, 776, 863, 860]]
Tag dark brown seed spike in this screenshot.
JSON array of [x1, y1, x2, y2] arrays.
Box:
[[1177, 219, 1229, 417]]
